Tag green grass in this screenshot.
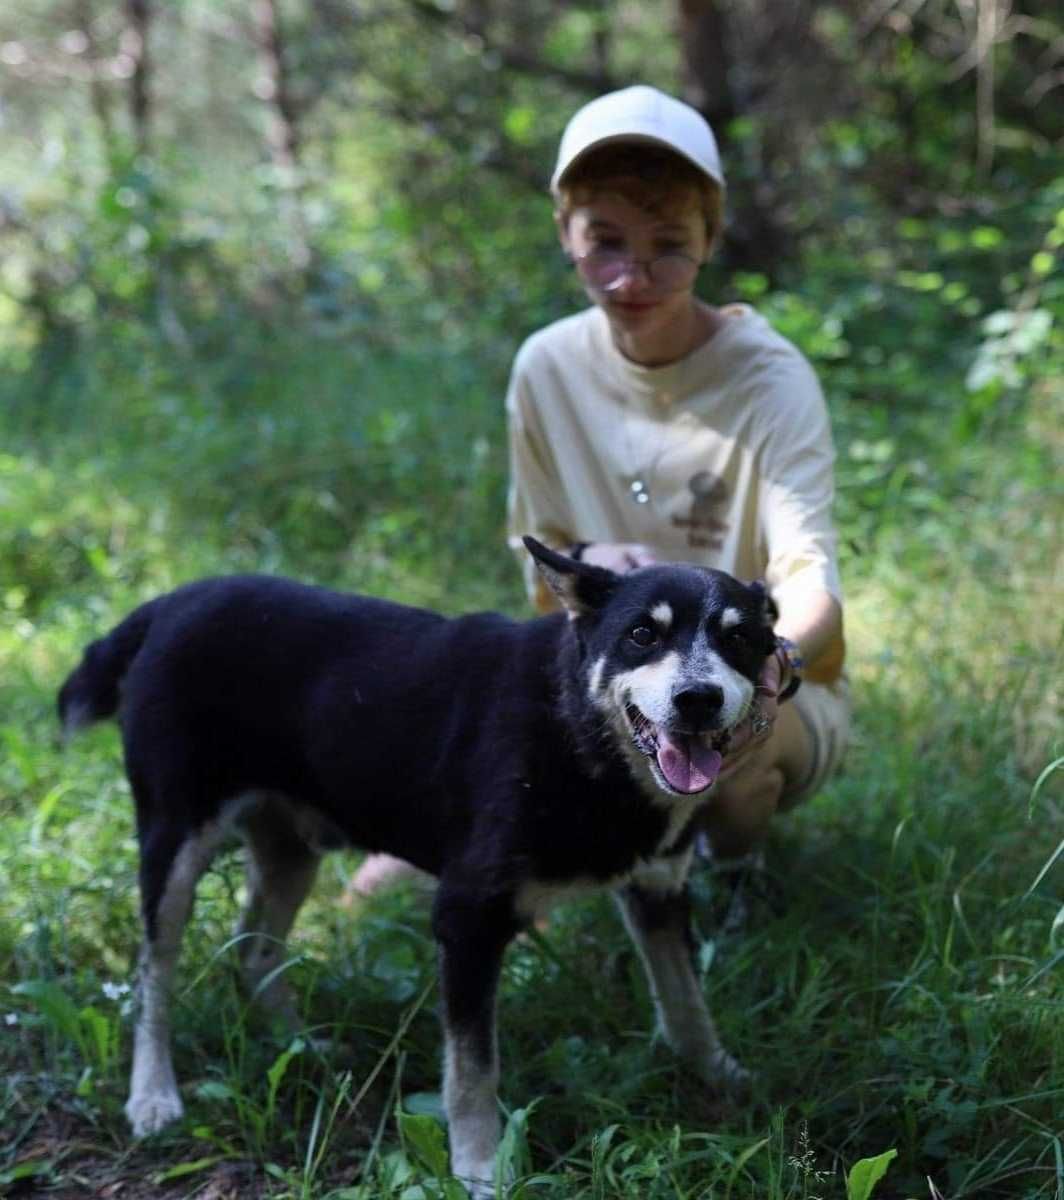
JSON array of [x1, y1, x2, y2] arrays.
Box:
[[1, 325, 1061, 1199]]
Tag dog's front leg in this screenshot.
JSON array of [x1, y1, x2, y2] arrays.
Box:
[[433, 886, 515, 1199], [616, 853, 750, 1094]]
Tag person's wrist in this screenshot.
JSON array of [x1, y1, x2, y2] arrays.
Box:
[[774, 636, 804, 701]]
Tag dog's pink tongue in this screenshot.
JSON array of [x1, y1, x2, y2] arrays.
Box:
[[656, 734, 723, 794]]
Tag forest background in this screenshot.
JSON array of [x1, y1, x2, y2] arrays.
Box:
[[0, 2, 1061, 1198]]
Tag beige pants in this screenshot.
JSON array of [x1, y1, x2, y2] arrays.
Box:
[[782, 676, 852, 809]]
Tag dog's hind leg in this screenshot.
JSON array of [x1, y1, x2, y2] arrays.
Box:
[[616, 851, 750, 1094], [432, 886, 518, 1200], [232, 797, 321, 1026], [127, 818, 226, 1137]]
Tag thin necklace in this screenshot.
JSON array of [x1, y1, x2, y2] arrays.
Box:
[[621, 406, 674, 507], [612, 303, 715, 503]]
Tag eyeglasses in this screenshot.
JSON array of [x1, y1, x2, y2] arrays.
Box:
[[574, 249, 701, 293]]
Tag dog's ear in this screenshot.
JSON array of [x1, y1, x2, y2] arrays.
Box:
[[747, 579, 779, 627], [523, 536, 618, 618]]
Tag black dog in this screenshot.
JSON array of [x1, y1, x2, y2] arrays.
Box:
[[58, 538, 780, 1196]]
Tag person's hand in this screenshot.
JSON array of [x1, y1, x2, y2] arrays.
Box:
[[580, 542, 657, 572], [718, 652, 784, 779]]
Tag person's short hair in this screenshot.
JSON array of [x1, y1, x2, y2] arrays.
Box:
[[554, 142, 724, 247]]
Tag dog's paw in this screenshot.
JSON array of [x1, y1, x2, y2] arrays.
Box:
[[453, 1161, 497, 1200], [126, 1089, 184, 1136], [458, 1176, 495, 1200], [701, 1048, 754, 1098]]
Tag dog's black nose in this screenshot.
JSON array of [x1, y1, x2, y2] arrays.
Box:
[[672, 683, 724, 728]]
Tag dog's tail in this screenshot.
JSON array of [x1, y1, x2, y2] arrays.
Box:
[[58, 599, 160, 738]]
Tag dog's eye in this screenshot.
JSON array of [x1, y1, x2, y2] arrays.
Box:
[[629, 624, 658, 648]]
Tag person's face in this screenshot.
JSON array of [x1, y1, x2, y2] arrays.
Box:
[[558, 188, 709, 336]]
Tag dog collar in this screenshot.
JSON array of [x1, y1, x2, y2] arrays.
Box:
[[774, 636, 803, 701]]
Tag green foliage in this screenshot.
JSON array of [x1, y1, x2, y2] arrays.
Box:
[[1, 4, 1062, 1197], [2, 352, 1060, 1193], [1, 230, 1061, 1195], [846, 1149, 897, 1200]]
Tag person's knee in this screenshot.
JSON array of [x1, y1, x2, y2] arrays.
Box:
[[341, 853, 432, 907]]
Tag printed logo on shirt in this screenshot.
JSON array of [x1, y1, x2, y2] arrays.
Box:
[[670, 470, 729, 551]]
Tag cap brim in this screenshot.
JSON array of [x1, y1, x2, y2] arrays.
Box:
[[551, 131, 724, 193]]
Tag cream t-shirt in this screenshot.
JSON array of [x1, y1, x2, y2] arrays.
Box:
[[506, 303, 845, 681]]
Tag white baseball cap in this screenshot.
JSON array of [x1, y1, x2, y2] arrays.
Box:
[[551, 85, 725, 194]]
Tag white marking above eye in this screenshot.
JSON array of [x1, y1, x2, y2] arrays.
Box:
[[720, 607, 742, 630], [650, 602, 673, 631]]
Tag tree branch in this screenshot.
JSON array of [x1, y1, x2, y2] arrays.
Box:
[[406, 0, 617, 95]]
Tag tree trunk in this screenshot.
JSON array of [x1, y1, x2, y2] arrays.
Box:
[[75, 0, 118, 161], [126, 0, 151, 156], [251, 0, 312, 274], [676, 0, 790, 279], [677, 0, 734, 127]]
